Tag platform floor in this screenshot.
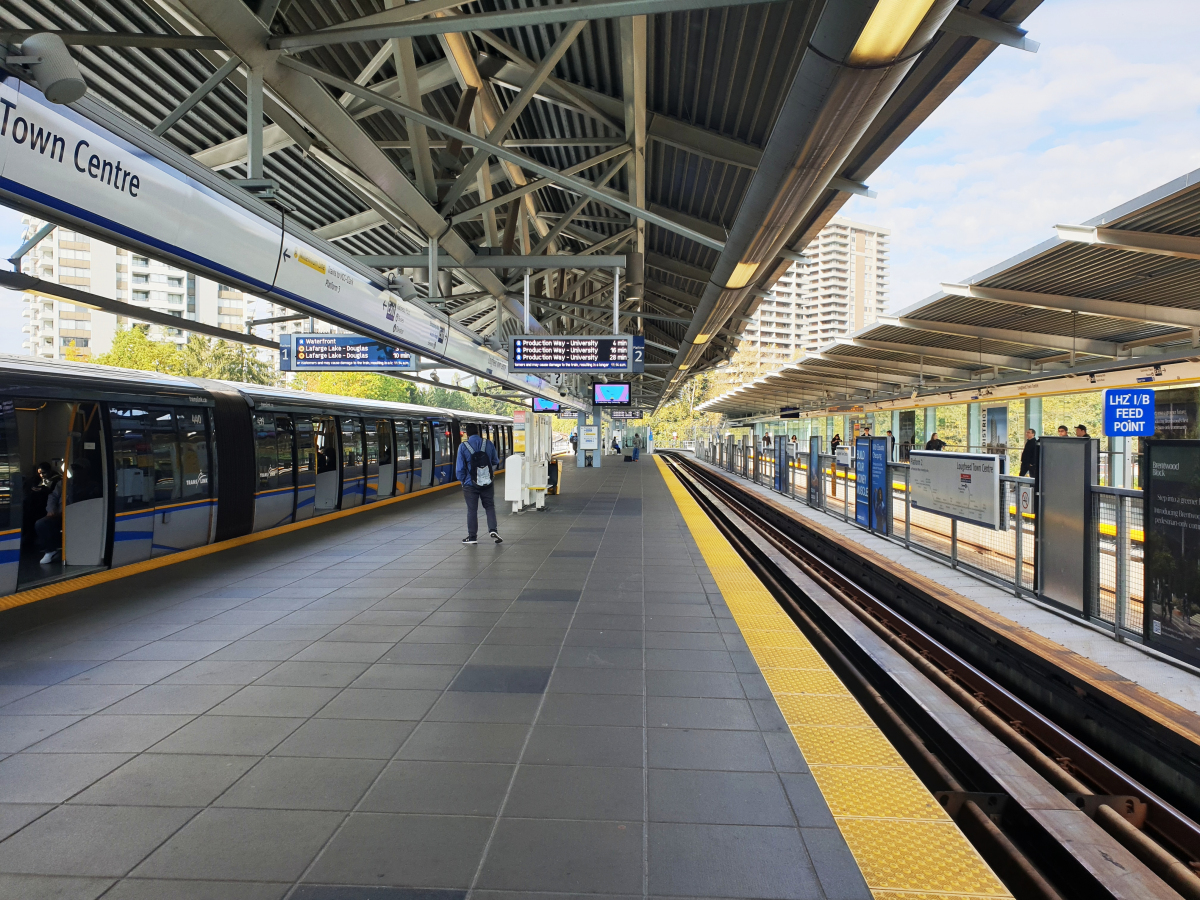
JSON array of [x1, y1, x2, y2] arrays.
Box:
[[0, 463, 879, 900], [689, 454, 1200, 716]]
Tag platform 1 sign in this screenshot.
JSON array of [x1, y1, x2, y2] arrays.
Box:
[[279, 334, 417, 370], [1104, 388, 1155, 436], [909, 450, 1003, 530]]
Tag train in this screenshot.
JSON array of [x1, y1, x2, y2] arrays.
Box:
[[0, 355, 514, 599]]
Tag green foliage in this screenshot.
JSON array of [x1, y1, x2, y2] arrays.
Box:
[[93, 328, 275, 384], [292, 371, 418, 403], [1042, 391, 1103, 437]]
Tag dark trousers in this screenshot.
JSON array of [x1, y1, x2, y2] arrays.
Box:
[[463, 483, 497, 537], [35, 514, 61, 554]]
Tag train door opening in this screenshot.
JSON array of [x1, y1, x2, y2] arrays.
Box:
[[14, 399, 107, 589], [295, 416, 316, 521], [314, 415, 339, 514], [151, 409, 214, 556], [0, 403, 19, 595], [419, 421, 433, 488], [252, 413, 295, 532], [393, 420, 412, 495], [433, 420, 453, 484], [375, 419, 394, 499], [364, 420, 379, 503], [340, 417, 364, 509]]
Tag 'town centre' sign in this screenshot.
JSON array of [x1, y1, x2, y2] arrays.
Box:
[[1104, 388, 1155, 437]]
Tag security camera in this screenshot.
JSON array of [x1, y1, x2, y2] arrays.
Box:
[[12, 34, 86, 104]]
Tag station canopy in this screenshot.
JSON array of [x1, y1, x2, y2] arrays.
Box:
[[700, 169, 1200, 420], [1, 0, 1042, 407]]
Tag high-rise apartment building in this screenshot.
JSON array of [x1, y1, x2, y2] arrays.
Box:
[[17, 216, 256, 361], [740, 216, 889, 363]]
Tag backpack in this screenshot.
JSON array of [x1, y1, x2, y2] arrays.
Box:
[[470, 439, 493, 486]]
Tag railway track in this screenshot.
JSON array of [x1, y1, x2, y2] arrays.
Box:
[[663, 452, 1200, 900]]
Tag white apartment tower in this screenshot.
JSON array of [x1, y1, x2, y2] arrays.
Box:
[[741, 216, 889, 363], [17, 216, 256, 361]]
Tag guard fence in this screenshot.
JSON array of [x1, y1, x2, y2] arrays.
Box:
[[693, 437, 1146, 647]]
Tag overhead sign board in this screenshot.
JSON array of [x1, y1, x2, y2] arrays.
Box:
[[909, 450, 1004, 530], [532, 398, 561, 412], [1105, 388, 1155, 436], [511, 335, 632, 372], [278, 333, 417, 370], [608, 409, 644, 419], [593, 382, 631, 406]]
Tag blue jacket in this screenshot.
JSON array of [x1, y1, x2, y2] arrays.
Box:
[[456, 435, 500, 486]]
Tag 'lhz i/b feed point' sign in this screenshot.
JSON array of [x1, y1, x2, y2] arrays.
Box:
[[1104, 388, 1154, 436]]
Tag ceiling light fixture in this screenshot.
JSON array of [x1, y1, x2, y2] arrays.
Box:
[[724, 262, 760, 290], [847, 0, 939, 66]]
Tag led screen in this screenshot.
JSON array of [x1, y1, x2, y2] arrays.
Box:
[[593, 382, 632, 406], [532, 398, 561, 412]]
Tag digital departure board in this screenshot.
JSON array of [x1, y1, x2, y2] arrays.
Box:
[[279, 334, 417, 370], [608, 409, 644, 419], [510, 335, 631, 372]]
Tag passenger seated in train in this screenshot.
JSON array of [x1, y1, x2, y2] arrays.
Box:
[[22, 462, 58, 545], [34, 463, 64, 564]]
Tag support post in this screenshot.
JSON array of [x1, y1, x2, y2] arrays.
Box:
[[428, 236, 438, 300], [612, 267, 620, 335], [1115, 493, 1128, 640], [592, 409, 602, 469], [523, 269, 530, 333], [904, 468, 911, 547], [951, 519, 959, 568], [576, 411, 586, 469], [246, 66, 264, 179], [1014, 484, 1023, 595]]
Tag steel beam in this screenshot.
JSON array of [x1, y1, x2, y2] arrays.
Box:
[[313, 210, 388, 241], [894, 317, 1118, 357], [646, 252, 711, 285], [848, 337, 1030, 371], [0, 30, 225, 49], [1055, 224, 1200, 261], [811, 349, 971, 380], [940, 7, 1040, 52], [153, 56, 240, 137], [620, 14, 647, 254], [529, 154, 629, 256], [358, 255, 627, 268], [940, 282, 1200, 329]]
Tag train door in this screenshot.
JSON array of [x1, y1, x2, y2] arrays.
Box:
[[64, 403, 106, 567], [109, 406, 156, 566], [419, 420, 433, 488], [295, 416, 316, 520], [364, 420, 379, 503], [276, 415, 295, 521], [340, 417, 364, 508], [376, 419, 394, 499], [393, 419, 412, 495], [314, 415, 339, 514], [252, 413, 295, 532], [151, 409, 214, 556], [0, 402, 18, 595], [434, 420, 455, 484]]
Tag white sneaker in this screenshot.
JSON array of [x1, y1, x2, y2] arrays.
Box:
[[462, 536, 478, 545], [40, 551, 60, 564], [490, 531, 503, 544]]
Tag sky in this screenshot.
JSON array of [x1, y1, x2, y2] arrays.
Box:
[[1, 0, 1198, 349]]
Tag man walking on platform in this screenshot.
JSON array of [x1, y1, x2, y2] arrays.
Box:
[[456, 423, 502, 545], [1020, 428, 1039, 480]]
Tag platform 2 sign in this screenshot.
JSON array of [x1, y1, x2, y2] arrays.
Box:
[[1144, 440, 1200, 664], [278, 334, 416, 370], [510, 335, 631, 372], [1105, 388, 1155, 437], [908, 450, 1004, 530]]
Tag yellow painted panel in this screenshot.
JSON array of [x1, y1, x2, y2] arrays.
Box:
[[811, 765, 951, 821], [789, 726, 908, 768]]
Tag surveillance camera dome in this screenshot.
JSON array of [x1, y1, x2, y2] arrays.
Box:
[[22, 33, 86, 104]]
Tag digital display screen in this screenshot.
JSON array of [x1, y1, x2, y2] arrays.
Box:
[[279, 334, 417, 371], [608, 409, 643, 419], [511, 336, 631, 371], [532, 398, 561, 412], [593, 382, 631, 406]]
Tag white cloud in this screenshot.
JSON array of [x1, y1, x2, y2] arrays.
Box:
[[0, 205, 28, 355], [842, 0, 1200, 312]]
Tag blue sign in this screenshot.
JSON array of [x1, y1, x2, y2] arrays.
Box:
[[631, 336, 645, 374], [1104, 388, 1155, 437], [279, 333, 417, 370], [855, 437, 871, 528], [870, 436, 889, 535]]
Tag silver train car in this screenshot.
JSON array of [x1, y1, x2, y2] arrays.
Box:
[[0, 356, 513, 599]]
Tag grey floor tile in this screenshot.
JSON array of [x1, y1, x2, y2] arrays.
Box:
[[538, 693, 642, 727], [802, 827, 872, 899], [150, 715, 304, 755], [0, 715, 82, 752], [645, 649, 735, 673], [450, 665, 551, 694], [646, 670, 744, 699], [289, 642, 393, 663], [0, 684, 142, 716], [132, 808, 342, 881], [0, 874, 115, 899], [160, 660, 280, 685], [0, 752, 132, 803], [765, 733, 810, 774], [26, 714, 194, 753], [206, 641, 313, 661], [253, 661, 370, 688], [649, 770, 795, 825], [304, 813, 492, 888], [481, 627, 567, 647], [516, 589, 581, 603], [376, 643, 476, 665], [101, 684, 242, 716], [648, 823, 818, 899], [563, 629, 643, 649], [63, 660, 190, 685], [209, 686, 339, 718], [118, 641, 230, 661], [0, 804, 197, 876], [316, 688, 439, 721], [476, 818, 641, 894], [426, 692, 541, 724], [101, 878, 289, 900], [546, 667, 643, 696], [468, 644, 560, 667], [0, 803, 53, 841], [360, 760, 513, 815], [556, 647, 644, 669], [215, 756, 384, 810], [646, 631, 728, 651], [271, 718, 414, 759], [398, 723, 529, 763], [402, 626, 493, 645], [70, 754, 257, 807], [353, 663, 461, 691], [781, 774, 836, 827], [505, 764, 642, 821], [523, 725, 642, 768], [648, 697, 758, 731], [648, 728, 773, 772]]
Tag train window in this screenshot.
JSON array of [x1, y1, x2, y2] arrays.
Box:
[[341, 417, 363, 470], [364, 420, 378, 468], [109, 407, 155, 513], [254, 413, 278, 493], [393, 420, 411, 494], [314, 416, 337, 474], [67, 403, 105, 504], [377, 419, 392, 467], [175, 409, 211, 499], [0, 401, 18, 550], [420, 421, 432, 462], [295, 417, 315, 489], [275, 415, 294, 489], [149, 409, 180, 503]]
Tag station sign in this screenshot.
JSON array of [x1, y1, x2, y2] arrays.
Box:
[[1104, 388, 1154, 437], [608, 409, 644, 419], [279, 333, 417, 371], [510, 335, 632, 372], [558, 411, 582, 420]]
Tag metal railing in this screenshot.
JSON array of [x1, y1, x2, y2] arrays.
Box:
[[1090, 486, 1143, 638]]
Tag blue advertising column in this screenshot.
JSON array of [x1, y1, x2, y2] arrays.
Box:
[[870, 436, 890, 534], [854, 437, 871, 528]]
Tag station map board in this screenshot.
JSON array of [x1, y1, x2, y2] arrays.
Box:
[[511, 335, 633, 372], [279, 333, 417, 370], [909, 450, 1004, 530]]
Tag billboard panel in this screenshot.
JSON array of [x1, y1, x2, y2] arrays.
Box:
[[909, 450, 1003, 530]]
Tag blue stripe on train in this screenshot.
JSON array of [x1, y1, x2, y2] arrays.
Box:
[[114, 531, 154, 541]]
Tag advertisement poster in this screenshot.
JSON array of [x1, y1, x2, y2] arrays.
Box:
[[855, 438, 871, 528], [1144, 440, 1200, 664], [807, 436, 821, 507], [579, 426, 599, 450], [870, 436, 889, 534], [909, 450, 1003, 530]]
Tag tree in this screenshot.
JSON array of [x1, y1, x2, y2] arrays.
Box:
[[292, 371, 418, 403], [94, 326, 183, 374], [93, 328, 276, 385]]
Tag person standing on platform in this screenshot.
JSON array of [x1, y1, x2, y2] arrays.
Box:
[[925, 432, 946, 452], [570, 431, 577, 453], [632, 431, 642, 461], [456, 423, 502, 545], [1057, 425, 1069, 437], [886, 429, 896, 461], [830, 433, 842, 455], [1074, 424, 1090, 438], [1020, 428, 1039, 480]]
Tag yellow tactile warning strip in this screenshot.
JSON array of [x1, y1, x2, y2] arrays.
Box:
[[0, 477, 467, 614], [654, 456, 1012, 900]]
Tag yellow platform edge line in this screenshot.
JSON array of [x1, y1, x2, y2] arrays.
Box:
[[0, 477, 469, 614], [653, 456, 1012, 900]]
